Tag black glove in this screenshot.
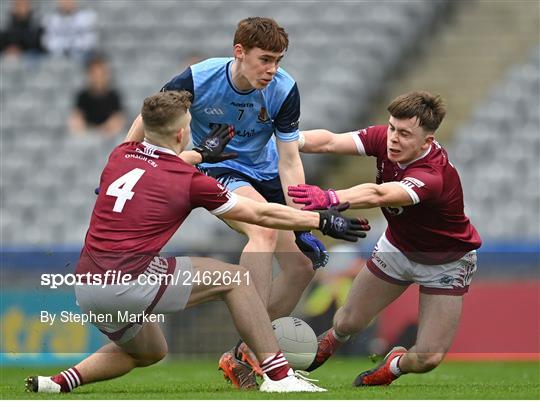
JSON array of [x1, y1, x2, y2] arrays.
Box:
[[318, 203, 370, 242], [193, 124, 238, 163]]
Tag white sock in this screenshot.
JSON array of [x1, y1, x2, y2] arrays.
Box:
[[332, 328, 350, 343], [389, 355, 402, 377]]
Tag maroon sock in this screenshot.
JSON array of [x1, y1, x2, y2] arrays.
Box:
[[260, 352, 291, 381], [51, 367, 83, 392]]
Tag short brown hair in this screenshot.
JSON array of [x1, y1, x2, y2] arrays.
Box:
[[387, 91, 446, 132], [141, 91, 191, 136], [234, 17, 288, 53]]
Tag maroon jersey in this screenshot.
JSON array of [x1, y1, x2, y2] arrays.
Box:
[[76, 141, 237, 277], [353, 125, 481, 264]]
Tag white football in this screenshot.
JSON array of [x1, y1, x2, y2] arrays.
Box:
[[272, 316, 317, 370]]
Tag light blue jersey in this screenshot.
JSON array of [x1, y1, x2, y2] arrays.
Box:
[[161, 58, 300, 181]]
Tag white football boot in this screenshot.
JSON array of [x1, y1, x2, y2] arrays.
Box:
[[25, 376, 62, 393], [260, 370, 327, 393]]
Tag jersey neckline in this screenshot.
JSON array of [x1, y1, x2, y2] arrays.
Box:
[[225, 61, 256, 95]]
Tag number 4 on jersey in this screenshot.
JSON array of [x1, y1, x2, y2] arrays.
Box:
[[106, 168, 145, 213]]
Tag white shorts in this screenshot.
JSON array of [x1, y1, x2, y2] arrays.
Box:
[[366, 234, 477, 295], [75, 256, 193, 344]]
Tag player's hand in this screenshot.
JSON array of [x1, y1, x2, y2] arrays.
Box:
[[294, 231, 329, 270], [193, 124, 238, 163], [318, 203, 370, 242], [288, 184, 340, 211]]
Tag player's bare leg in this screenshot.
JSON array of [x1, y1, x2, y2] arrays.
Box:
[[307, 266, 408, 372], [270, 229, 315, 319], [224, 186, 278, 306], [26, 321, 168, 393], [353, 292, 462, 386], [334, 266, 408, 335], [398, 293, 462, 373], [189, 258, 324, 392], [187, 257, 280, 361]]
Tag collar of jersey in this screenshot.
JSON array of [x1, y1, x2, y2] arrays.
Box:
[[141, 140, 176, 156], [397, 145, 432, 169], [226, 61, 256, 95]]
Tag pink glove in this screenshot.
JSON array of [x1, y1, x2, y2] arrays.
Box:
[[287, 184, 340, 211]]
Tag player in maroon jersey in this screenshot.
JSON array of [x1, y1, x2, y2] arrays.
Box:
[[287, 91, 482, 386], [26, 91, 371, 394]]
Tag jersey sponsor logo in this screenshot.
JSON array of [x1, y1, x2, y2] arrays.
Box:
[[371, 250, 387, 269], [383, 206, 404, 216], [230, 101, 254, 108], [204, 107, 224, 115], [257, 107, 270, 123], [236, 128, 256, 137], [401, 177, 425, 188]]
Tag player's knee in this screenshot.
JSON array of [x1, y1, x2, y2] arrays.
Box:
[[416, 352, 444, 372], [334, 307, 362, 335], [133, 346, 168, 367], [246, 225, 278, 249], [288, 258, 315, 284]]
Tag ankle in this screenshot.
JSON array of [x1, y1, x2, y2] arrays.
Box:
[[261, 352, 291, 381], [52, 367, 83, 392]]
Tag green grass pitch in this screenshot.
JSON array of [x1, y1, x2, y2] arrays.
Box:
[[2, 358, 539, 399]]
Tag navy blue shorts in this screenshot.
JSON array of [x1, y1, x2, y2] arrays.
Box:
[[201, 167, 286, 205]]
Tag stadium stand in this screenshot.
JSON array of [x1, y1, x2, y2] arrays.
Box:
[[1, 0, 452, 248], [451, 45, 540, 240]]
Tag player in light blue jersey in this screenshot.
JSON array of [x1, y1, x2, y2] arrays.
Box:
[[126, 17, 328, 389]]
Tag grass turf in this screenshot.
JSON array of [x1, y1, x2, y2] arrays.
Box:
[[1, 357, 539, 399]]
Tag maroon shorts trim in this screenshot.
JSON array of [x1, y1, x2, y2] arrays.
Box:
[[366, 259, 412, 286], [420, 285, 469, 296], [100, 256, 177, 342]]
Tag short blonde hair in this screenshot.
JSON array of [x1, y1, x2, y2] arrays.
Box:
[[141, 91, 192, 136]]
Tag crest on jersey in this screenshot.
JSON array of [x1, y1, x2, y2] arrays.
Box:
[[257, 107, 269, 123]]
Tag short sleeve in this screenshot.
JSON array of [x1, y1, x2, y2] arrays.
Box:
[[274, 83, 300, 142], [189, 171, 238, 215], [354, 125, 387, 157], [397, 167, 443, 205], [161, 67, 195, 100]]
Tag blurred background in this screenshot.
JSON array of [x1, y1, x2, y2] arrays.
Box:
[[1, 0, 538, 366]]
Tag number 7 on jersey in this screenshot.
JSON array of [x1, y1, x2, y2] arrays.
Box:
[[106, 168, 146, 213]]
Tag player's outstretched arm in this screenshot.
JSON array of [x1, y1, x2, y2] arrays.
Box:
[[299, 129, 359, 155], [288, 182, 414, 210], [221, 196, 370, 242]]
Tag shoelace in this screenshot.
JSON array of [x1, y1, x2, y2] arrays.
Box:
[[293, 370, 319, 382], [293, 371, 325, 391]]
